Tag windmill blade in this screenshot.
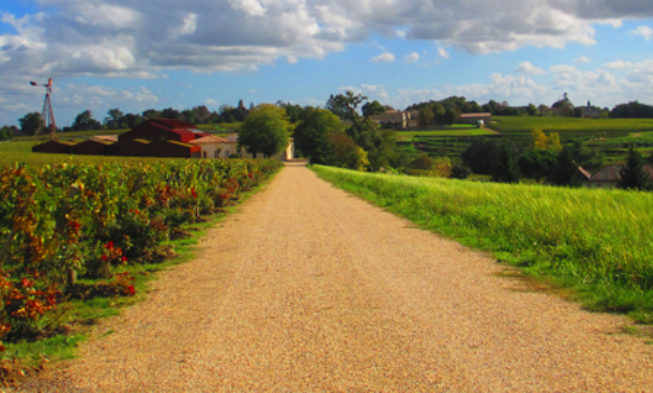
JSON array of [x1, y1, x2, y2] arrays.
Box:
[[30, 81, 38, 86]]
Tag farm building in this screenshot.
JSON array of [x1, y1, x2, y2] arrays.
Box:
[[71, 137, 116, 155], [460, 113, 492, 125], [118, 119, 210, 144], [116, 138, 152, 157], [31, 139, 75, 154], [191, 135, 234, 158], [31, 118, 292, 160], [369, 110, 419, 129], [588, 165, 653, 188]]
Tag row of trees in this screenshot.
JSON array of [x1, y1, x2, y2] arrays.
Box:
[[461, 131, 651, 189], [11, 100, 257, 136], [237, 92, 405, 172], [8, 95, 653, 137]]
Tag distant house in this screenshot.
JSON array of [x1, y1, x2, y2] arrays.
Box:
[[460, 113, 492, 126], [587, 165, 653, 188], [118, 119, 209, 144], [369, 110, 419, 129], [191, 135, 233, 158]]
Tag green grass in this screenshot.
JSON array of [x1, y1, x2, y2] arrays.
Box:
[[492, 116, 653, 136], [396, 128, 494, 141], [312, 165, 653, 324]]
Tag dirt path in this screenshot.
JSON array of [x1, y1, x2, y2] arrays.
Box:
[[18, 162, 652, 392]]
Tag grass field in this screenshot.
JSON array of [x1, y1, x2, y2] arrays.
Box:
[[395, 128, 494, 141], [492, 116, 653, 136], [312, 165, 653, 324]]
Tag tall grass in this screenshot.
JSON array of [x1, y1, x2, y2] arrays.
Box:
[[313, 165, 653, 323]]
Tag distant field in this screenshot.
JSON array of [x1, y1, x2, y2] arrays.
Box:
[[492, 116, 653, 136], [396, 128, 494, 141], [312, 165, 653, 323]]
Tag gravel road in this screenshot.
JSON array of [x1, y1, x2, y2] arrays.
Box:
[[17, 162, 652, 392]]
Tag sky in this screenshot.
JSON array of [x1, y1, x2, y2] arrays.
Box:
[[1, 0, 652, 127]]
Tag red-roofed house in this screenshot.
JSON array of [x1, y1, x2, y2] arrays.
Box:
[[119, 119, 210, 144]]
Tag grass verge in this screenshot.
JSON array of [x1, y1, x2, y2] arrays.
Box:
[[311, 165, 653, 325]]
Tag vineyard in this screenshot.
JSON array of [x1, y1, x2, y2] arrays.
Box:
[[0, 158, 282, 354], [312, 165, 653, 323]]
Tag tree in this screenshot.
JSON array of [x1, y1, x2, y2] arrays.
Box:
[[618, 146, 650, 190], [325, 91, 366, 124], [72, 110, 102, 131], [491, 144, 520, 183], [0, 125, 17, 141], [518, 150, 557, 181], [361, 100, 385, 117], [237, 104, 290, 158], [462, 139, 500, 174], [567, 140, 603, 172], [328, 131, 368, 171], [142, 109, 162, 120], [418, 107, 434, 127], [552, 93, 575, 117], [550, 147, 581, 187], [450, 164, 471, 179], [105, 108, 125, 129], [161, 107, 181, 120], [293, 108, 344, 164], [411, 153, 433, 170], [531, 128, 562, 150], [19, 112, 43, 136], [610, 101, 653, 118]]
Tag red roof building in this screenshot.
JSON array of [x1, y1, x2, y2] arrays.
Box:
[[119, 119, 210, 144]]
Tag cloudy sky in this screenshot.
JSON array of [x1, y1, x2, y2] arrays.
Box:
[[1, 0, 653, 127]]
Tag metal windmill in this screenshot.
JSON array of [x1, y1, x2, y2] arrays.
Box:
[[30, 78, 57, 139]]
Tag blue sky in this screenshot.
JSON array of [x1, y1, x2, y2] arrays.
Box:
[[1, 0, 652, 127]]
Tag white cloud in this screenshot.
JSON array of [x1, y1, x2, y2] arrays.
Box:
[[404, 52, 420, 63], [632, 25, 653, 40], [177, 13, 198, 36], [204, 98, 218, 107], [515, 61, 545, 75], [604, 60, 632, 69], [574, 56, 591, 63], [437, 47, 450, 59], [371, 52, 395, 63]]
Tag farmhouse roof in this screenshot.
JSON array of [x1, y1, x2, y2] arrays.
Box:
[[190, 135, 230, 145], [224, 133, 239, 143], [93, 135, 118, 142], [460, 113, 492, 118], [591, 165, 621, 182]]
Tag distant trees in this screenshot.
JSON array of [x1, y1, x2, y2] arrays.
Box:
[[361, 100, 385, 117], [72, 110, 102, 131], [0, 125, 17, 141], [610, 101, 653, 118], [19, 112, 43, 135], [104, 108, 125, 129], [326, 91, 397, 172], [552, 93, 575, 117], [238, 104, 290, 158], [293, 108, 344, 164], [618, 146, 650, 190], [462, 139, 500, 174]]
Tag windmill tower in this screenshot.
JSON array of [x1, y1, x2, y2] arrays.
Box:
[[30, 78, 57, 140]]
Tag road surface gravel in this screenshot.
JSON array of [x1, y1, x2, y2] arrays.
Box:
[[16, 162, 652, 392]]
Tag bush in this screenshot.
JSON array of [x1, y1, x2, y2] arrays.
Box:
[[0, 158, 282, 346]]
